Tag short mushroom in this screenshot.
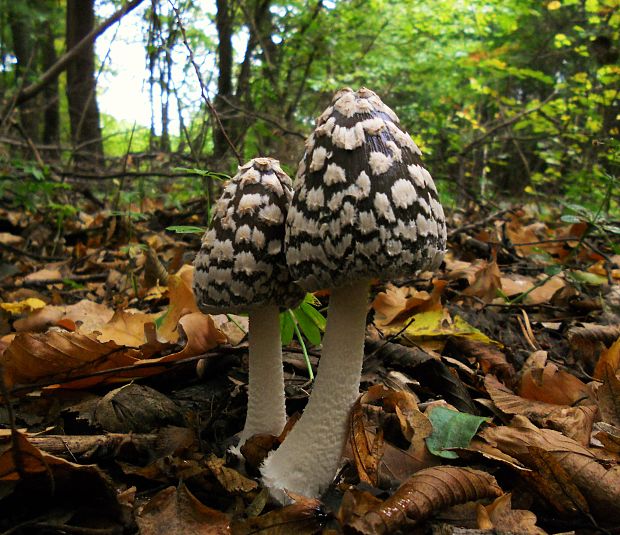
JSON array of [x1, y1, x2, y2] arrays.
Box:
[[193, 157, 304, 451], [261, 88, 447, 500]]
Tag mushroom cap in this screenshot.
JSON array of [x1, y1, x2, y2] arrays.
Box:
[[285, 87, 447, 291], [193, 157, 305, 314]]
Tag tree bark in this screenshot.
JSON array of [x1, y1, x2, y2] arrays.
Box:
[[8, 1, 40, 141], [66, 0, 104, 165], [42, 18, 60, 152], [213, 0, 235, 164]]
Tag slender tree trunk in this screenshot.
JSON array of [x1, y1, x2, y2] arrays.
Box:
[[42, 19, 59, 152], [213, 0, 235, 164], [8, 1, 40, 142], [66, 0, 104, 165]]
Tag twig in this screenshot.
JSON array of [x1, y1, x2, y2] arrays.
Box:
[[169, 1, 242, 164], [0, 243, 65, 262], [447, 209, 512, 239], [6, 0, 145, 110]]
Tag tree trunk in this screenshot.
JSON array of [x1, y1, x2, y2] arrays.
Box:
[[66, 0, 104, 166], [8, 1, 40, 142], [42, 18, 60, 153], [213, 0, 235, 165]]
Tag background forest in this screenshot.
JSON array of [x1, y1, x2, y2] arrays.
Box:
[[1, 0, 619, 215]]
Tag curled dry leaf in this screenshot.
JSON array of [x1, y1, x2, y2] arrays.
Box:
[[477, 493, 547, 534], [371, 280, 445, 327], [461, 259, 501, 303], [568, 324, 620, 372], [448, 338, 516, 386], [96, 309, 157, 346], [1, 331, 142, 390], [595, 364, 620, 427], [231, 495, 327, 535], [205, 455, 258, 494], [136, 484, 230, 535], [347, 466, 502, 535], [519, 361, 591, 406], [349, 396, 384, 486], [479, 415, 620, 521], [485, 375, 596, 445], [594, 336, 620, 379]]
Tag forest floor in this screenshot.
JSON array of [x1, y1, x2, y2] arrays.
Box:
[[0, 200, 619, 535]]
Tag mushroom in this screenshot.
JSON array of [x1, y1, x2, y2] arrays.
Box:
[[193, 157, 304, 451], [261, 88, 447, 500]]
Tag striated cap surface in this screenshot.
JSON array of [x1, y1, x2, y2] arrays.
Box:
[[285, 87, 447, 291], [193, 158, 305, 313]]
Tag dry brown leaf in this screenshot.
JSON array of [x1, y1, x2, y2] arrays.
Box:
[[231, 495, 326, 535], [485, 375, 595, 445], [450, 338, 516, 386], [594, 336, 620, 379], [338, 489, 383, 528], [371, 281, 445, 327], [13, 299, 115, 333], [596, 364, 620, 427], [524, 274, 566, 305], [158, 265, 201, 343], [477, 493, 547, 534], [500, 274, 535, 297], [205, 455, 258, 494], [23, 267, 63, 282], [347, 466, 501, 534], [96, 310, 156, 346], [479, 416, 620, 521], [137, 484, 230, 535], [349, 397, 383, 486], [161, 312, 227, 361], [212, 314, 248, 346], [594, 422, 620, 453], [519, 362, 590, 406], [0, 331, 141, 390], [569, 324, 620, 372], [523, 445, 591, 517], [462, 259, 501, 303]]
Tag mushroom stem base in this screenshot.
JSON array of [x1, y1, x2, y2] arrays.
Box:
[[261, 280, 370, 501], [235, 305, 287, 451]]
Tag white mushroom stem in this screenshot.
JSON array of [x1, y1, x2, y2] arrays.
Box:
[[235, 304, 287, 450], [261, 279, 370, 501]]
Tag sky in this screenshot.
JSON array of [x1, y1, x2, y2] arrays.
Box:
[[95, 0, 230, 135]]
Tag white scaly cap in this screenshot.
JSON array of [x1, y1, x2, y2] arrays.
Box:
[[286, 87, 447, 290], [194, 157, 305, 312]]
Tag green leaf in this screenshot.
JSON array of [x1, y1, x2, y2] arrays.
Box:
[[280, 312, 295, 345], [560, 214, 582, 224], [426, 407, 489, 459], [166, 225, 206, 234], [300, 301, 327, 331], [292, 307, 322, 346]]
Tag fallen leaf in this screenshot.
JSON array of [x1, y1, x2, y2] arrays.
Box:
[[425, 406, 489, 459], [205, 455, 258, 494], [596, 364, 620, 427], [462, 259, 501, 303], [478, 493, 547, 534], [349, 396, 384, 486], [13, 299, 114, 333], [96, 310, 157, 346], [347, 466, 502, 534], [0, 298, 46, 315], [519, 361, 591, 406], [231, 495, 327, 535], [137, 484, 230, 535], [485, 375, 595, 445], [595, 336, 620, 378], [479, 415, 620, 521]]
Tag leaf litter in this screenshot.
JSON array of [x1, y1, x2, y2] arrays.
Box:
[[0, 204, 619, 534]]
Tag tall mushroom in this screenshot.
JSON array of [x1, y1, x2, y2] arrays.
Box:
[[193, 157, 304, 450], [261, 88, 447, 500]]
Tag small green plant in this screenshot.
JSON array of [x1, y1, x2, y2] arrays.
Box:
[[281, 293, 327, 381], [166, 225, 206, 234]]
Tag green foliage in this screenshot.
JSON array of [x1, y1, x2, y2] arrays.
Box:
[[426, 407, 490, 459]]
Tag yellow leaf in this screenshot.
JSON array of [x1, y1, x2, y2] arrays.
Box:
[[382, 309, 500, 346], [0, 298, 46, 315], [548, 1, 561, 10]]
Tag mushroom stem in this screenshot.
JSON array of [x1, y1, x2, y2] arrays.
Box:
[[261, 279, 370, 501], [237, 304, 287, 448]]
